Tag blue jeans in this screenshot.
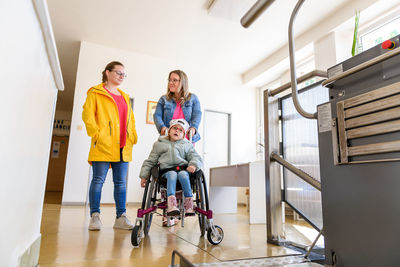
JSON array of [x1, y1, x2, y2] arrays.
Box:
[[89, 161, 129, 217], [163, 170, 193, 198]]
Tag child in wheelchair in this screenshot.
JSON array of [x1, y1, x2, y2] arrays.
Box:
[[139, 119, 203, 221], [133, 119, 223, 247]]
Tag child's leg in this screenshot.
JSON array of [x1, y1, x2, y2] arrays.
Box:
[[177, 171, 193, 197], [164, 171, 179, 216], [164, 171, 178, 196], [178, 171, 195, 216]]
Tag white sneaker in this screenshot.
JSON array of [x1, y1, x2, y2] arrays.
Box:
[[113, 213, 134, 230], [89, 212, 102, 231]]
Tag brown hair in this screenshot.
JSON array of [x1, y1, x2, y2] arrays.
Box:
[[102, 61, 124, 83], [166, 70, 191, 104]]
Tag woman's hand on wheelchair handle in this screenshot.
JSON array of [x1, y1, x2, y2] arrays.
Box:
[[189, 127, 195, 137], [187, 165, 196, 173], [140, 178, 147, 188], [160, 127, 167, 136]]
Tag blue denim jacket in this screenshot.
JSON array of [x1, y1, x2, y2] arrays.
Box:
[[153, 94, 202, 142]]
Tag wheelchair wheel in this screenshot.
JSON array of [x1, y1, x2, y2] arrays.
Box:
[[207, 225, 224, 245], [144, 176, 157, 236], [196, 174, 206, 237], [131, 225, 142, 246]]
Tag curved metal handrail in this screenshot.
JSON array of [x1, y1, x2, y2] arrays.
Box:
[[288, 0, 317, 119], [269, 70, 327, 96], [241, 0, 316, 119]]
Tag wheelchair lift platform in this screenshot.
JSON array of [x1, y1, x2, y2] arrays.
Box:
[[170, 250, 324, 267]]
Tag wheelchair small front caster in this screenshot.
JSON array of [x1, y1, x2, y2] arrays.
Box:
[[207, 225, 224, 245], [131, 225, 142, 246]]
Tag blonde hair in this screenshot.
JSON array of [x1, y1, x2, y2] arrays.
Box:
[[166, 70, 191, 104]]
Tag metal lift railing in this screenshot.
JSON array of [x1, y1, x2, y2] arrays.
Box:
[[270, 152, 321, 191], [242, 0, 326, 259], [265, 68, 327, 258], [270, 152, 323, 259], [263, 70, 327, 256], [171, 250, 196, 267], [277, 0, 327, 238]]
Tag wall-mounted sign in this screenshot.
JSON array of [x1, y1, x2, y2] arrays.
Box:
[[53, 119, 71, 136]]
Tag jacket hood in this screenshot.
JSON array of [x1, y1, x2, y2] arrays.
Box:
[[158, 136, 190, 145], [88, 83, 130, 102]]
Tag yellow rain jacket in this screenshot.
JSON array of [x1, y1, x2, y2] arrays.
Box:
[[82, 83, 137, 162]]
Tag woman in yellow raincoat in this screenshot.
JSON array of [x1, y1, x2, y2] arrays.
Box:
[[82, 61, 137, 231]]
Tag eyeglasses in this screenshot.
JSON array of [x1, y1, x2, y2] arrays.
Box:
[[112, 70, 127, 78], [168, 79, 180, 83], [171, 125, 183, 132]]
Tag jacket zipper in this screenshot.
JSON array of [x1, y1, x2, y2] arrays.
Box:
[[126, 105, 131, 138], [94, 87, 121, 128], [171, 142, 175, 164], [109, 121, 111, 136]]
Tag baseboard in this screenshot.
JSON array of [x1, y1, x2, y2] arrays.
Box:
[[127, 202, 141, 205], [61, 202, 86, 206], [18, 234, 41, 267], [61, 202, 141, 206]]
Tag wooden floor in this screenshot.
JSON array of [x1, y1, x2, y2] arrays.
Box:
[[39, 192, 319, 267]]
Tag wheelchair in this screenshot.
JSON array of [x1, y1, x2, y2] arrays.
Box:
[[131, 165, 224, 247]]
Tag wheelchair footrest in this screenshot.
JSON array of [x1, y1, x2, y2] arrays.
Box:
[[194, 207, 213, 219], [137, 206, 156, 218], [137, 201, 167, 218]]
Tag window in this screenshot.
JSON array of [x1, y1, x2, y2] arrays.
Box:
[[359, 15, 400, 51]]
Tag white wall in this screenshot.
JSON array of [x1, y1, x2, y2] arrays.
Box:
[[314, 32, 337, 71], [334, 30, 354, 64], [0, 1, 58, 266], [62, 41, 257, 205]]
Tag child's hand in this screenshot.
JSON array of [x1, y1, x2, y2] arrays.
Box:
[[187, 165, 196, 173], [140, 178, 147, 188]]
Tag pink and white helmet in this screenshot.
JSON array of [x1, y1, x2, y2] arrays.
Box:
[[168, 119, 189, 133]]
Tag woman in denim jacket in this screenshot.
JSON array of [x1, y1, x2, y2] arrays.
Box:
[[153, 70, 202, 142]]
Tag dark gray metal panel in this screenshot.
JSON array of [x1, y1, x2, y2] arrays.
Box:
[[319, 134, 400, 266], [318, 36, 400, 267]]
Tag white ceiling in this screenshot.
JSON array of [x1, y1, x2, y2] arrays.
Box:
[[47, 0, 393, 111]]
